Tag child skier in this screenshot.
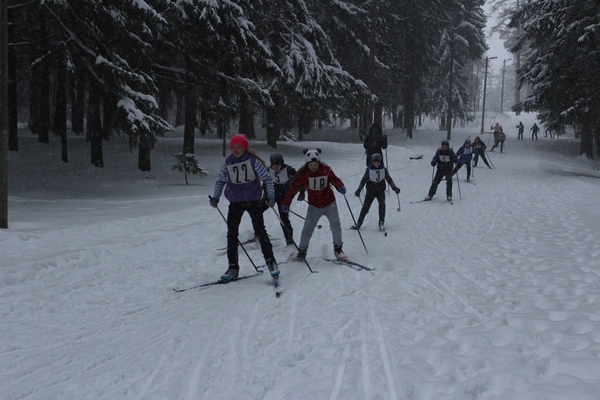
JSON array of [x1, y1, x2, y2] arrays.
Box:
[[351, 153, 400, 231], [424, 140, 457, 202], [472, 136, 492, 169], [268, 152, 304, 245], [490, 123, 506, 152], [281, 149, 348, 261], [210, 134, 279, 281], [452, 139, 475, 182]]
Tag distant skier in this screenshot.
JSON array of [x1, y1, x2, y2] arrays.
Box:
[[531, 123, 540, 140], [490, 123, 506, 153], [516, 122, 524, 140], [363, 122, 388, 166], [351, 153, 401, 231], [472, 136, 492, 169], [452, 139, 475, 182], [423, 140, 457, 202]]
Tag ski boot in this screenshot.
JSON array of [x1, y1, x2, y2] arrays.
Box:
[[220, 264, 239, 282], [334, 245, 348, 261], [294, 249, 307, 262], [266, 259, 280, 277]]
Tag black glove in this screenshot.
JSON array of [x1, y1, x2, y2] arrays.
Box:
[[355, 190, 361, 197], [267, 198, 276, 208], [209, 196, 219, 208], [297, 191, 305, 202], [393, 187, 400, 194], [431, 161, 436, 167]]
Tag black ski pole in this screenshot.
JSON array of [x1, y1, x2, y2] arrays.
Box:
[[431, 166, 435, 182], [289, 208, 322, 229], [271, 208, 317, 273], [486, 151, 495, 168], [343, 194, 368, 254], [396, 192, 401, 211], [385, 147, 390, 195], [210, 196, 262, 273], [456, 173, 462, 200]]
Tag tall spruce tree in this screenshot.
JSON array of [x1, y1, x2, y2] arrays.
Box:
[[514, 0, 600, 158]]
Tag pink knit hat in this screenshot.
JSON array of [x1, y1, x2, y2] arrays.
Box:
[[230, 134, 249, 150]]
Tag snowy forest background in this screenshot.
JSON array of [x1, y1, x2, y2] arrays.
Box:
[[0, 0, 599, 228]]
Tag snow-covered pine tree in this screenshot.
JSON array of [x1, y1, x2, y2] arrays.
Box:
[[513, 0, 600, 158], [172, 153, 208, 185]]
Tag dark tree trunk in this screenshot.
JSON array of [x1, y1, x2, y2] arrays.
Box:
[[183, 91, 196, 154], [72, 68, 85, 135], [404, 88, 415, 139], [595, 125, 600, 158], [175, 92, 184, 127], [37, 14, 50, 144], [297, 104, 312, 141], [158, 84, 171, 126], [7, 5, 17, 151], [579, 119, 595, 159], [38, 64, 50, 144], [138, 134, 152, 171], [266, 100, 281, 148], [238, 94, 256, 138], [199, 105, 209, 137], [102, 94, 116, 140], [53, 65, 68, 163], [373, 103, 383, 128], [29, 72, 40, 136], [0, 0, 7, 228], [88, 85, 103, 167]]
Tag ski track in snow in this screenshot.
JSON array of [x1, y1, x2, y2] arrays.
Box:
[[2, 119, 600, 399]]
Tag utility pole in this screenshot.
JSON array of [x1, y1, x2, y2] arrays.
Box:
[[480, 56, 497, 135], [500, 59, 506, 113], [0, 0, 8, 228], [515, 0, 521, 116], [366, 0, 378, 130]]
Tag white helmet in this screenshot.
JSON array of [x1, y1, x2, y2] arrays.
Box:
[[303, 148, 322, 164]]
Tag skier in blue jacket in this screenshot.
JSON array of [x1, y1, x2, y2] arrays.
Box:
[[452, 138, 475, 182]]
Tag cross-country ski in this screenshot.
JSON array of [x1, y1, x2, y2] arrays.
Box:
[[172, 272, 264, 292]]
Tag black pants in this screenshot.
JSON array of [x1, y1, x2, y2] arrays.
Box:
[[428, 167, 453, 197], [227, 200, 274, 266], [518, 131, 523, 140], [276, 201, 294, 242], [452, 162, 472, 180], [490, 140, 504, 152], [357, 189, 385, 225], [473, 152, 491, 168]]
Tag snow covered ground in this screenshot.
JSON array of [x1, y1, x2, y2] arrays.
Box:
[[2, 112, 599, 400]]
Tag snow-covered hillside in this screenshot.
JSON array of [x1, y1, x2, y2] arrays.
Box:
[[2, 112, 599, 399]]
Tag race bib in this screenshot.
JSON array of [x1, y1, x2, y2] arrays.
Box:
[[439, 155, 451, 162], [369, 169, 383, 183], [307, 175, 329, 191], [227, 159, 256, 184], [270, 168, 290, 184]]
